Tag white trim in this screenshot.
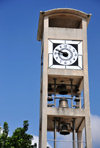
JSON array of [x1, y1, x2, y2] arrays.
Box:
[[48, 39, 83, 70], [49, 65, 82, 70]]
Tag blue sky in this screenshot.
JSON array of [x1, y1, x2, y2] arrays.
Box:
[[0, 0, 100, 147]]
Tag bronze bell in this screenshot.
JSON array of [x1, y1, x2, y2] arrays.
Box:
[[74, 95, 80, 102], [59, 99, 68, 108], [59, 123, 70, 135], [57, 84, 68, 95], [48, 94, 53, 101]]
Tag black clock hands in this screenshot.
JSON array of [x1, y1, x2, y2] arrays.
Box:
[[56, 49, 68, 57], [56, 49, 64, 54]]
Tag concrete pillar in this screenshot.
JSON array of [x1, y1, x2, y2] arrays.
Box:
[[73, 119, 76, 148], [54, 119, 56, 148], [85, 116, 92, 148], [40, 114, 47, 148], [39, 16, 48, 148], [77, 131, 83, 148]]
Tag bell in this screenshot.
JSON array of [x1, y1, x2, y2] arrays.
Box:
[[48, 94, 53, 101], [48, 104, 54, 107], [57, 84, 68, 95], [59, 99, 68, 108], [59, 124, 70, 135], [74, 95, 80, 102]]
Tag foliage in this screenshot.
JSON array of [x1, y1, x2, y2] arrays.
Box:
[[0, 121, 33, 148]]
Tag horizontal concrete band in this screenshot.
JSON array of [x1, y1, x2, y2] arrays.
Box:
[[48, 28, 84, 40], [47, 107, 86, 117]]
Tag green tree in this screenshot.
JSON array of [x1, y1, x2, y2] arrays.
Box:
[[0, 121, 33, 148], [11, 120, 33, 148], [0, 122, 10, 148]]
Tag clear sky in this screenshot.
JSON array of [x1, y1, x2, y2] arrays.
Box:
[[0, 0, 100, 147]]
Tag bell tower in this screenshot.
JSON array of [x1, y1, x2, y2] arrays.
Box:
[[37, 8, 92, 148]]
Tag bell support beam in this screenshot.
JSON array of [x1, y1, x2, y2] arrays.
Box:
[[76, 118, 85, 132], [72, 119, 76, 148], [54, 119, 57, 148], [48, 69, 84, 77], [47, 108, 86, 117]]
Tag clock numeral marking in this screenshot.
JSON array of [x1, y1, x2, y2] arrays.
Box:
[[70, 60, 72, 63], [53, 42, 79, 66], [64, 44, 67, 48], [60, 60, 62, 63], [64, 62, 67, 65]]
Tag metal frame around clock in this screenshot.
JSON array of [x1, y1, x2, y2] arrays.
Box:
[[48, 39, 83, 70]]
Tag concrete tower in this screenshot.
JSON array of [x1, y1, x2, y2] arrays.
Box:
[[37, 8, 92, 148]]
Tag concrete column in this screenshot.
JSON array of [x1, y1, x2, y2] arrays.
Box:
[[40, 114, 47, 148], [54, 119, 56, 148], [77, 131, 83, 148], [73, 119, 76, 148], [82, 20, 92, 148], [39, 16, 49, 148], [85, 116, 92, 148]]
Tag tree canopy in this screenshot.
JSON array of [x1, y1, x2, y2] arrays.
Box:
[[0, 121, 33, 148]]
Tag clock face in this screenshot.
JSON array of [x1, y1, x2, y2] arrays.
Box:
[[53, 43, 78, 66], [48, 40, 82, 69]]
